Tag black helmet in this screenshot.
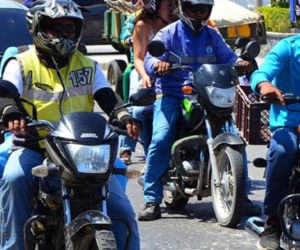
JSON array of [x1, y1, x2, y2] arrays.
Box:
[[179, 0, 214, 35], [31, 0, 83, 57], [26, 0, 48, 30]]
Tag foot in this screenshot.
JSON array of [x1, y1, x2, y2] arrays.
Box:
[[119, 150, 132, 165], [257, 217, 281, 250], [138, 202, 161, 221], [244, 198, 262, 216]]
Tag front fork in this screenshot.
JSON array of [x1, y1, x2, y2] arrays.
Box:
[[204, 117, 222, 187], [62, 185, 109, 224]]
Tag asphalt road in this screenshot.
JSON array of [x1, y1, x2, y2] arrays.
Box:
[[127, 145, 267, 250], [88, 45, 269, 250]]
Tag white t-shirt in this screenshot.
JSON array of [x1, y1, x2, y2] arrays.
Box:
[[2, 58, 111, 95]]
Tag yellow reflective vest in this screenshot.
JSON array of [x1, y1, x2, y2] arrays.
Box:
[[16, 48, 96, 123]]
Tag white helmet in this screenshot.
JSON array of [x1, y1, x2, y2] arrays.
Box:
[[179, 0, 214, 34], [31, 0, 83, 57]]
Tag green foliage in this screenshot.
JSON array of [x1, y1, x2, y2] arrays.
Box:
[[256, 6, 290, 32], [270, 0, 289, 8]]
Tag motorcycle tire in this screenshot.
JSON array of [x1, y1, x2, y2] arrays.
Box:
[[66, 229, 117, 250], [163, 189, 189, 210], [210, 145, 246, 228]]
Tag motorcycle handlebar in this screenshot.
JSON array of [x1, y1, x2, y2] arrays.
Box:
[[261, 94, 300, 105], [154, 65, 194, 75]]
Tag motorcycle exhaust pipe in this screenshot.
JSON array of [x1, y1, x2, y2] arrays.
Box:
[[245, 217, 265, 238]]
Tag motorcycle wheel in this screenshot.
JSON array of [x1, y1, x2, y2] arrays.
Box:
[[66, 229, 117, 250], [91, 229, 117, 250], [164, 189, 189, 210], [210, 145, 246, 228]]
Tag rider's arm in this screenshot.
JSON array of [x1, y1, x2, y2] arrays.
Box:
[[120, 14, 135, 48], [92, 65, 131, 123], [213, 29, 237, 65], [250, 38, 289, 95], [0, 59, 25, 127], [144, 30, 170, 78], [133, 20, 152, 87]]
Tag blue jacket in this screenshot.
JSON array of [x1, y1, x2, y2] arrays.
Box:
[[144, 20, 237, 99], [251, 35, 300, 130]]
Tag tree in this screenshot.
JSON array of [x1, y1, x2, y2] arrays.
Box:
[[270, 0, 289, 8]]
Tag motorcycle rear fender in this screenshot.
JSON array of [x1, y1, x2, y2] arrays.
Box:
[[65, 210, 112, 240], [212, 132, 244, 151]]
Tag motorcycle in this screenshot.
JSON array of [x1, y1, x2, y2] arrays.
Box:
[[0, 80, 155, 250], [145, 38, 260, 228], [246, 94, 300, 249]]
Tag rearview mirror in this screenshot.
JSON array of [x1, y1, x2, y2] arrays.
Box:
[[147, 40, 166, 57], [242, 41, 260, 60], [0, 80, 20, 99], [129, 88, 156, 106]]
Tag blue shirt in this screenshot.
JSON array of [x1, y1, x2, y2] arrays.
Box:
[[144, 20, 237, 99], [251, 35, 300, 130]]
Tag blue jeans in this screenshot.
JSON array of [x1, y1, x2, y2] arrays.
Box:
[[119, 106, 153, 157], [0, 133, 12, 178], [132, 106, 153, 156], [263, 127, 299, 217], [0, 148, 140, 250], [143, 96, 252, 203], [119, 107, 137, 154], [144, 97, 181, 203]]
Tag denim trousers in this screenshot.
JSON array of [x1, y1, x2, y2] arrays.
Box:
[[144, 96, 181, 203], [143, 96, 252, 203], [119, 105, 153, 156], [0, 148, 140, 250], [263, 127, 299, 217]]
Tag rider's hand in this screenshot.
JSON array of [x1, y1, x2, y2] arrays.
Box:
[[235, 60, 254, 75], [258, 82, 285, 104], [7, 118, 27, 136], [125, 118, 140, 140], [237, 60, 254, 74], [141, 75, 152, 88], [154, 61, 170, 76]]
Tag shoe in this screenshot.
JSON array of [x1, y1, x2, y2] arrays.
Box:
[[138, 202, 161, 221], [257, 217, 281, 250], [244, 198, 262, 216], [119, 150, 132, 165]]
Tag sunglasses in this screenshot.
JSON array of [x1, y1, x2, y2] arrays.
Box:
[[43, 23, 77, 34], [184, 4, 210, 14]]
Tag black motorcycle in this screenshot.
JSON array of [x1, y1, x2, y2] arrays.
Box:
[[145, 38, 260, 228], [246, 94, 300, 249], [0, 80, 154, 250]]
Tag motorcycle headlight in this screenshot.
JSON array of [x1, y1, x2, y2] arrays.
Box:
[[65, 144, 110, 174], [205, 86, 236, 108]]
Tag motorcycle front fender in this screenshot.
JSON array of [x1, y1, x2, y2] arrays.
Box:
[[212, 132, 244, 151], [65, 210, 112, 240]]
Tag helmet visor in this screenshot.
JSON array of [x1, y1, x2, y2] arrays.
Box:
[[39, 17, 81, 39]]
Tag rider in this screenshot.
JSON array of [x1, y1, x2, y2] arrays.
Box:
[[0, 0, 140, 249], [251, 35, 300, 250], [138, 0, 258, 221], [119, 0, 177, 165]]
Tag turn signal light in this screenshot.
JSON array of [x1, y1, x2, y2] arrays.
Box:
[[181, 86, 193, 95]]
